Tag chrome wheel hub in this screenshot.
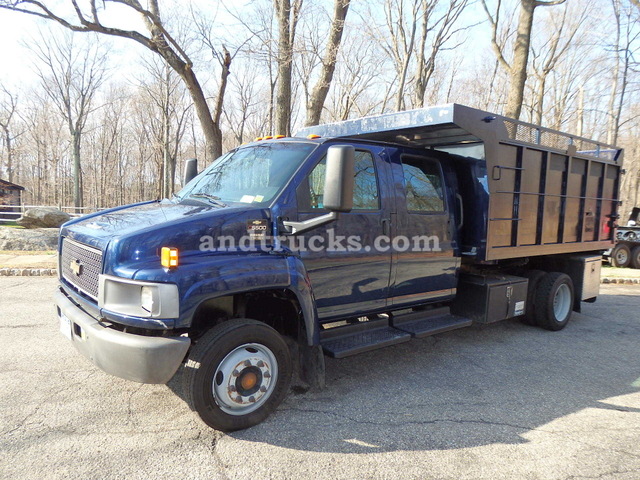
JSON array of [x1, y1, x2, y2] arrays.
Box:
[[553, 283, 571, 321], [213, 343, 278, 415], [616, 250, 628, 264]]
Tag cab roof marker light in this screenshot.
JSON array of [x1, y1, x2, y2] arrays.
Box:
[[307, 134, 321, 139], [263, 135, 273, 140], [274, 135, 285, 139], [254, 137, 263, 141], [161, 247, 179, 268]]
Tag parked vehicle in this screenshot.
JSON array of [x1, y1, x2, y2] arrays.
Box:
[[55, 104, 622, 431], [608, 208, 640, 268]]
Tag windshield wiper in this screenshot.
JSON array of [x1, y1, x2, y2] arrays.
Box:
[[189, 193, 227, 207]]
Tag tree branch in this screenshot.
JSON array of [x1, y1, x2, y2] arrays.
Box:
[[480, 0, 511, 72]]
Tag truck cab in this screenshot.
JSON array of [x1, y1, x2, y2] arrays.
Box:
[[55, 104, 622, 431]]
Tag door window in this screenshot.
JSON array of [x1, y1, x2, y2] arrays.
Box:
[[305, 150, 380, 210], [401, 157, 445, 212]]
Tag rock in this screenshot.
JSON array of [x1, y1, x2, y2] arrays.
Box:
[[16, 208, 70, 229], [0, 227, 59, 251]]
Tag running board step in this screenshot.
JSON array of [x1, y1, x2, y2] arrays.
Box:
[[391, 308, 472, 338], [320, 318, 411, 358]]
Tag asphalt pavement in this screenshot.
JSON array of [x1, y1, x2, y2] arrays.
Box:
[[1, 277, 640, 480]]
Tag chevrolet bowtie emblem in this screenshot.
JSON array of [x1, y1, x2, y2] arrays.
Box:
[[70, 259, 83, 276]]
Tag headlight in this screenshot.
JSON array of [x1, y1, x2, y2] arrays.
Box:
[[99, 275, 179, 319]]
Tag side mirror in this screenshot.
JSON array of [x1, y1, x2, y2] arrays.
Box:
[[183, 158, 198, 186], [323, 145, 354, 212], [281, 144, 355, 235]]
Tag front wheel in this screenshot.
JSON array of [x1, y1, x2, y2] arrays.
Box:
[[534, 272, 574, 331], [184, 319, 292, 431], [611, 244, 631, 268]]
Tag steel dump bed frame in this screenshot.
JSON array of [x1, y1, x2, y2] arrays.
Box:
[[297, 104, 623, 262]]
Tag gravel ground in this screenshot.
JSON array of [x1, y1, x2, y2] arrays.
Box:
[[1, 277, 640, 480]]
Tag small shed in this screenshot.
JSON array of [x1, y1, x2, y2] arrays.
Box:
[[0, 179, 24, 218]]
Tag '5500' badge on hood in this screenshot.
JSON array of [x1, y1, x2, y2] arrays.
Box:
[[247, 219, 269, 240]]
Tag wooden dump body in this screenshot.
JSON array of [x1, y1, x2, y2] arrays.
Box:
[[297, 104, 623, 262]]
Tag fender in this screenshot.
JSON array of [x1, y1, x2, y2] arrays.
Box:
[[129, 252, 320, 346]]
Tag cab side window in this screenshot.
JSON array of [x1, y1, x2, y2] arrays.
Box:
[[401, 157, 445, 212], [307, 150, 380, 210]]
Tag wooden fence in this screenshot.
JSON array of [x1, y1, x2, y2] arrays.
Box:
[[0, 205, 103, 224]]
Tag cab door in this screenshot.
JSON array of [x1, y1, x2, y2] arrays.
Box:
[[295, 144, 393, 320], [388, 152, 459, 305]]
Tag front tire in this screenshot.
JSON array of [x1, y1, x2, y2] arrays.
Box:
[[534, 272, 574, 331], [184, 319, 292, 431], [611, 244, 631, 268]]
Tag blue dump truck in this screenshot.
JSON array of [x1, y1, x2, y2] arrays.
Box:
[[55, 104, 623, 431]]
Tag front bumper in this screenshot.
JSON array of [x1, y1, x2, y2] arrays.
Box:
[[55, 288, 190, 384]]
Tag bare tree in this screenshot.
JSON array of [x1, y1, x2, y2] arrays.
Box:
[[222, 63, 264, 145], [412, 0, 470, 108], [138, 57, 191, 198], [29, 30, 108, 210], [377, 0, 421, 111], [274, 0, 303, 135], [304, 0, 350, 126], [19, 93, 68, 205], [482, 0, 567, 120], [228, 1, 280, 135], [526, 2, 589, 125], [606, 0, 639, 145], [0, 0, 227, 159], [327, 32, 387, 120], [0, 85, 20, 183]]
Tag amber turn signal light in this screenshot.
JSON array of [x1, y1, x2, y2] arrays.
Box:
[[161, 247, 179, 268]]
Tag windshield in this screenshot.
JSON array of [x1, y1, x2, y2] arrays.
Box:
[[175, 142, 317, 206]]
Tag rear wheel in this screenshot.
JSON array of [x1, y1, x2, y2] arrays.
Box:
[[631, 246, 640, 269], [520, 270, 547, 326], [611, 244, 631, 268], [184, 319, 292, 431], [534, 272, 574, 331]]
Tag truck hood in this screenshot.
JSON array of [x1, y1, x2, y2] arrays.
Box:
[[62, 200, 224, 248], [61, 200, 273, 275]]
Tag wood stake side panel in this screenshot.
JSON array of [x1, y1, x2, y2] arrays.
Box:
[[485, 142, 621, 261]]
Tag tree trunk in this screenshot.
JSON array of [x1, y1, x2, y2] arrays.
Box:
[[413, 0, 430, 108], [72, 130, 83, 211], [576, 86, 584, 137], [1, 127, 12, 183], [274, 0, 297, 136], [505, 0, 536, 119], [162, 111, 173, 198], [180, 65, 221, 159], [305, 0, 350, 127], [534, 74, 546, 125], [212, 48, 231, 157]]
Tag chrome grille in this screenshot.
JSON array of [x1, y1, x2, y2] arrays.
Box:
[[61, 238, 102, 300]]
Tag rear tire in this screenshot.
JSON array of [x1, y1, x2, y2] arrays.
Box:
[[534, 272, 574, 331], [631, 246, 640, 269], [184, 319, 292, 431], [520, 270, 547, 326], [611, 244, 631, 268]]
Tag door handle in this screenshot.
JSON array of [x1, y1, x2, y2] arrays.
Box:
[[381, 218, 390, 236], [456, 193, 464, 230]]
